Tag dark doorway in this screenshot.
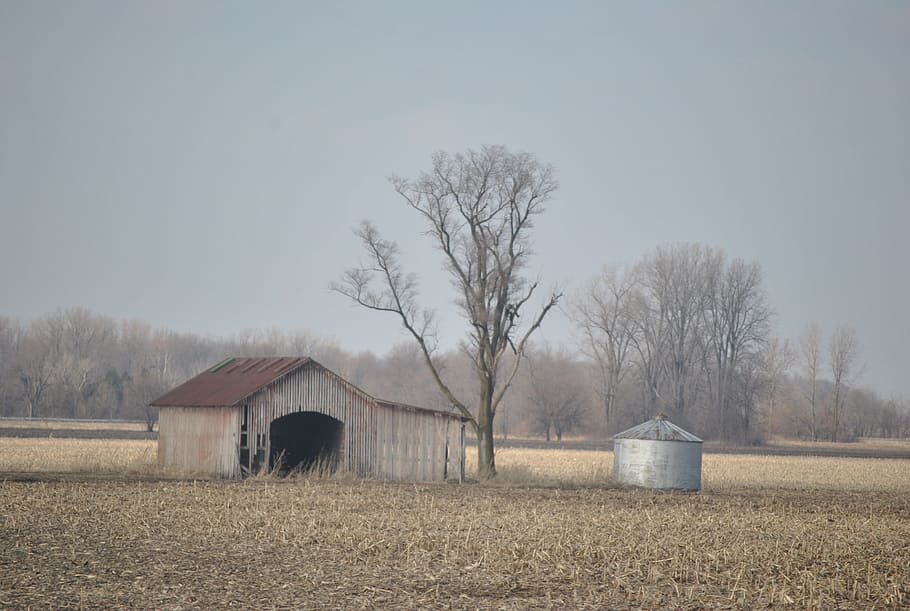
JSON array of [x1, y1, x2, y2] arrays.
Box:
[[268, 412, 343, 475]]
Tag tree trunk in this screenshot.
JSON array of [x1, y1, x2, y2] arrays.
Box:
[[832, 386, 841, 443], [476, 423, 496, 478], [476, 379, 496, 478], [809, 379, 817, 441]]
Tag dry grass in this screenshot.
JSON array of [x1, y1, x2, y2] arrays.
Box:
[[475, 448, 614, 486], [474, 446, 910, 493], [767, 436, 910, 451], [703, 452, 910, 492], [0, 437, 157, 474], [1, 438, 909, 609], [0, 417, 156, 432]]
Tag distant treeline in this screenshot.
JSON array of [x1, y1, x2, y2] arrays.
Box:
[[1, 247, 908, 441]]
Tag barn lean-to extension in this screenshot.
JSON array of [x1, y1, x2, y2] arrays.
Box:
[[151, 357, 466, 481]]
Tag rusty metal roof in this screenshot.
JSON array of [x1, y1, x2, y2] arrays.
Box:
[[613, 414, 703, 443], [151, 357, 312, 407]]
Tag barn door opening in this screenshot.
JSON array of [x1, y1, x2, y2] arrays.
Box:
[[268, 412, 343, 475]]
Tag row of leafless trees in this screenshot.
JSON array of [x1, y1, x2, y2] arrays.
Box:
[[570, 243, 907, 442], [0, 309, 347, 430], [0, 303, 906, 441], [573, 243, 775, 441]]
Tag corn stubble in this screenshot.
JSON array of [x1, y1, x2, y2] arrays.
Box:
[[1, 442, 908, 609]]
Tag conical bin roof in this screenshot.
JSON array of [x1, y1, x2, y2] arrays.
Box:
[[613, 414, 702, 443]]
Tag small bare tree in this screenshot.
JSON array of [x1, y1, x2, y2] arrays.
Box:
[[800, 323, 822, 440], [333, 146, 560, 477], [0, 317, 18, 415], [526, 346, 587, 441], [637, 243, 717, 419], [704, 257, 772, 440], [627, 285, 669, 421], [14, 321, 55, 419], [762, 337, 794, 437], [829, 325, 859, 442], [572, 265, 639, 433]]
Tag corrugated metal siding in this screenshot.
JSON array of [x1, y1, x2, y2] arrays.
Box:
[[158, 406, 241, 478], [613, 438, 702, 491]]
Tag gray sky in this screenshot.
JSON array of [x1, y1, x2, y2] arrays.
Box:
[[1, 1, 908, 397]]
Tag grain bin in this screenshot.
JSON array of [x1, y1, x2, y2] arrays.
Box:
[[612, 414, 703, 491]]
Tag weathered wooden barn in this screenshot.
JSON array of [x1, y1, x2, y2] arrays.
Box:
[[151, 357, 466, 481]]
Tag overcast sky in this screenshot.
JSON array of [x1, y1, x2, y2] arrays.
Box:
[[1, 1, 908, 396]]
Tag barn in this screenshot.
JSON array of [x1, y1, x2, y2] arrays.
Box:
[[151, 357, 466, 481]]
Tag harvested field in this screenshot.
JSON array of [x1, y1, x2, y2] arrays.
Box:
[[2, 439, 909, 609]]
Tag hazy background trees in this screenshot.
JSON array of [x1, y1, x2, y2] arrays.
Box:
[[0, 304, 905, 442], [524, 345, 592, 441], [569, 243, 893, 443], [1, 243, 905, 443]]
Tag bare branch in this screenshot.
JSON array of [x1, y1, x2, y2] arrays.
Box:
[[330, 221, 473, 422]]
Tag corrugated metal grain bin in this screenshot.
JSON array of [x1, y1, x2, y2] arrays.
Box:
[[613, 414, 703, 491]]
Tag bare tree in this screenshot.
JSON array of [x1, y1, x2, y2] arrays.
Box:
[[14, 320, 55, 419], [0, 317, 20, 415], [332, 146, 561, 477], [799, 323, 822, 440], [704, 257, 772, 440], [526, 346, 588, 441], [627, 285, 669, 421], [572, 265, 639, 433], [53, 308, 114, 418], [732, 350, 767, 444], [762, 337, 794, 438], [829, 324, 859, 442], [639, 243, 717, 419]]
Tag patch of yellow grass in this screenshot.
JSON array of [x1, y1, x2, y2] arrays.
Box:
[[467, 447, 910, 494], [0, 418, 156, 431], [3, 438, 909, 496], [0, 438, 157, 474], [766, 436, 910, 451], [702, 453, 910, 492], [472, 448, 614, 486], [0, 418, 158, 432]]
